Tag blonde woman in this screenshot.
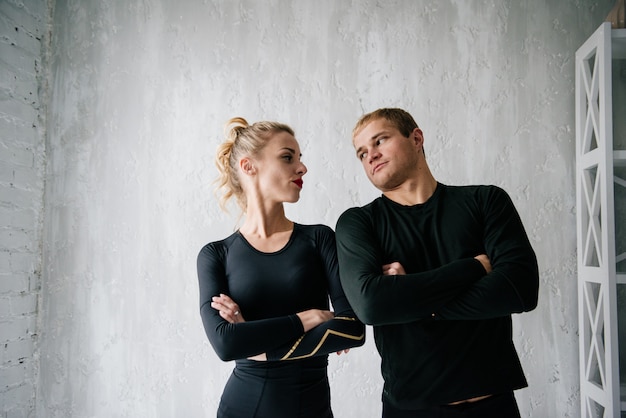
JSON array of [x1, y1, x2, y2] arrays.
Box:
[[197, 117, 365, 418]]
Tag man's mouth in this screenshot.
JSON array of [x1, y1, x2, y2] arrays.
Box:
[[293, 179, 303, 188], [372, 162, 387, 174]]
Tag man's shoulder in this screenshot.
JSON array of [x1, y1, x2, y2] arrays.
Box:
[[443, 183, 507, 199], [339, 197, 384, 217], [442, 184, 515, 214], [336, 197, 385, 229]]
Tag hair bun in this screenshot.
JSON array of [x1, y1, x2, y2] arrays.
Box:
[[224, 117, 249, 141]]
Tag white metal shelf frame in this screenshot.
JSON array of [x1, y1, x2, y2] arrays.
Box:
[[619, 150, 626, 287], [576, 22, 626, 418]]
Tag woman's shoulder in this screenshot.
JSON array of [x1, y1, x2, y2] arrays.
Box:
[[197, 231, 240, 258], [293, 223, 336, 247], [294, 223, 334, 236]]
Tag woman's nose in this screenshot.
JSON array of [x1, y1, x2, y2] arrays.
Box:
[[297, 162, 307, 175]]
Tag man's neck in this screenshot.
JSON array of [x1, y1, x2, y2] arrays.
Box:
[[382, 175, 438, 206]]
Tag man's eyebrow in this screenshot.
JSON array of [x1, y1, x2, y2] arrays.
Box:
[[371, 130, 389, 140], [355, 131, 387, 157]]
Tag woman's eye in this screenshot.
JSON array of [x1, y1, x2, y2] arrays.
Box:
[[282, 155, 293, 162]]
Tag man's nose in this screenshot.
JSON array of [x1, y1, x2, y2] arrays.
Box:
[[368, 149, 381, 164]]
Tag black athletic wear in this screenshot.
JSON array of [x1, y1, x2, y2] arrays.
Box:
[[382, 392, 522, 418], [335, 183, 538, 410], [198, 223, 365, 418]]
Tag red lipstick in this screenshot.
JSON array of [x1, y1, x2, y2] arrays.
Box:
[[293, 179, 303, 188]]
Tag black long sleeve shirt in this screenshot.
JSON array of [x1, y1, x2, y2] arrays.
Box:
[[335, 183, 539, 409], [198, 223, 365, 362]]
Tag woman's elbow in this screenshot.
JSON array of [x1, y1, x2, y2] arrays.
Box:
[[209, 339, 238, 362], [353, 329, 367, 347], [203, 326, 238, 361]]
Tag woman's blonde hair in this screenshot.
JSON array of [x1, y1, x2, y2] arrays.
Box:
[[215, 117, 295, 212]]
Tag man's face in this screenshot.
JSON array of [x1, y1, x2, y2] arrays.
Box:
[[353, 118, 422, 192]]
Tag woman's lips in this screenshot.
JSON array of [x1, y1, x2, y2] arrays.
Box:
[[293, 179, 303, 188]]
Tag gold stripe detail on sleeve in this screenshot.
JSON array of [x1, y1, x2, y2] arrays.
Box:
[[280, 318, 364, 360]]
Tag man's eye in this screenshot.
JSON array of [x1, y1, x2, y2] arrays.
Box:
[[359, 152, 367, 160], [376, 137, 386, 145]]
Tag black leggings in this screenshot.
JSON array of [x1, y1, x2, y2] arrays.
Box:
[[382, 392, 521, 418], [217, 360, 333, 418]]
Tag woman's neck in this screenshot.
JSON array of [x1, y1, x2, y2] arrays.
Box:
[[239, 203, 292, 239]]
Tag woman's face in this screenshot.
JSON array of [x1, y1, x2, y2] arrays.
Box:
[[251, 131, 307, 204]]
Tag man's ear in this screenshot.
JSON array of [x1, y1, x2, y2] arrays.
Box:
[[240, 158, 256, 175], [411, 128, 424, 150]]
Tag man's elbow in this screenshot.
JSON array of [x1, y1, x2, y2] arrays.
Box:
[[519, 273, 539, 312], [523, 285, 539, 312], [341, 279, 397, 325], [351, 302, 393, 326]]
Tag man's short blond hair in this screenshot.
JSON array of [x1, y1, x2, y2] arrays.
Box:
[[352, 108, 420, 139]]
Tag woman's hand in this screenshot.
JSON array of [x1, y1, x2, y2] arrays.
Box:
[[211, 293, 245, 324], [382, 261, 406, 276], [296, 309, 334, 332]]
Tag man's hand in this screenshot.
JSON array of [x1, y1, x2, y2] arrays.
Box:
[[474, 254, 492, 273], [382, 261, 406, 276]]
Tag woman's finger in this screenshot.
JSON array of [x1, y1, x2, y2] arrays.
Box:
[[219, 310, 234, 323], [211, 301, 225, 311], [213, 294, 244, 323], [218, 294, 240, 312]]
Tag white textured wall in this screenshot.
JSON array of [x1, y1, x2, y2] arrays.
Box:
[[39, 0, 614, 417], [0, 0, 48, 416]]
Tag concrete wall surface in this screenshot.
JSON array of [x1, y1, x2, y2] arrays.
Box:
[[1, 0, 618, 417]]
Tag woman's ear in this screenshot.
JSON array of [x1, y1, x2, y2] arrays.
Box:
[[239, 157, 256, 175]]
